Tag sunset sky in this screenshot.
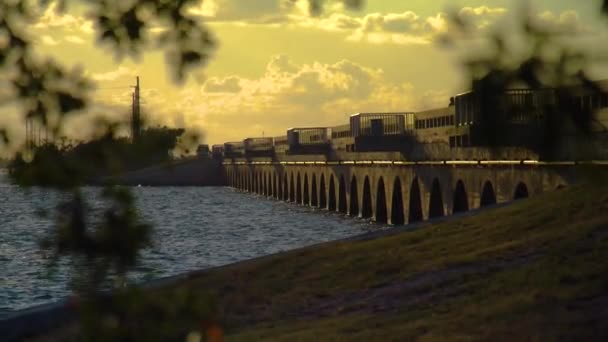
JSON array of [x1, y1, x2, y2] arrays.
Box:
[[18, 0, 608, 146]]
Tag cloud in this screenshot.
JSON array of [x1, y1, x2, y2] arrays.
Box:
[[344, 7, 509, 45], [41, 35, 59, 46], [91, 66, 135, 82], [2, 55, 445, 149], [457, 6, 508, 26], [203, 76, 242, 93], [188, 0, 295, 24], [34, 2, 94, 34], [64, 35, 86, 44], [137, 55, 444, 144], [190, 3, 584, 46], [185, 2, 511, 45], [535, 10, 588, 34]]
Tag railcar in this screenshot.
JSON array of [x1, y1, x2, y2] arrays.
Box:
[[273, 135, 289, 154], [244, 137, 274, 157], [350, 112, 415, 137], [349, 112, 416, 152], [217, 80, 608, 159], [413, 106, 457, 145], [211, 144, 224, 160], [452, 88, 557, 147], [287, 127, 331, 154], [223, 141, 245, 158], [330, 124, 354, 152]]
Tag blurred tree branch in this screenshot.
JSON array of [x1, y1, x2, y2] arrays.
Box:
[[441, 1, 608, 159], [0, 0, 364, 338]]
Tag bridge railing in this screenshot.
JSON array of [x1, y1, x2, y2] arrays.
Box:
[[222, 160, 608, 166]]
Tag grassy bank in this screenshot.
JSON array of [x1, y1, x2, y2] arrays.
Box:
[[38, 182, 608, 341], [179, 182, 608, 341]]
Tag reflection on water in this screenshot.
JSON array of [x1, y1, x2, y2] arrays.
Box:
[[0, 180, 386, 315]]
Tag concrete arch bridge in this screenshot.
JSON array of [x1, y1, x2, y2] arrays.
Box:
[[222, 160, 586, 225]]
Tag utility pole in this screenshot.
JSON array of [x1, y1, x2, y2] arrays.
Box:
[[25, 118, 32, 150], [131, 76, 141, 143]]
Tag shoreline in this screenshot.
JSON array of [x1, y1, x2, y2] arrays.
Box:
[[0, 201, 508, 341]]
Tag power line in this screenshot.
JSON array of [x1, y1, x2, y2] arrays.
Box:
[[95, 86, 132, 90]]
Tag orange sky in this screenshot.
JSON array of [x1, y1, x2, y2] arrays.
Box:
[[3, 0, 608, 149]]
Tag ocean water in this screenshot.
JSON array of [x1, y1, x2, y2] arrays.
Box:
[[0, 179, 387, 316]]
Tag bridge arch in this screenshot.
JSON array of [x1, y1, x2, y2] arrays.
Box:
[[361, 176, 372, 218], [514, 182, 529, 200], [250, 171, 255, 193], [259, 172, 263, 195], [375, 177, 388, 223], [319, 174, 327, 209], [480, 181, 497, 207], [255, 172, 259, 194], [428, 178, 444, 219], [349, 175, 359, 216], [289, 173, 295, 202], [266, 172, 270, 196], [282, 173, 288, 201], [409, 177, 424, 223], [249, 171, 253, 192], [311, 174, 318, 207], [391, 177, 405, 225], [259, 172, 264, 195], [338, 175, 347, 214], [303, 173, 310, 205], [453, 180, 469, 213], [267, 172, 272, 196], [328, 175, 337, 211], [296, 173, 303, 203]]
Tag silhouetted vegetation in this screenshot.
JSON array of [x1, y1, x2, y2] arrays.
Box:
[[443, 2, 608, 159], [8, 126, 185, 188], [5, 0, 608, 339], [0, 0, 363, 339]]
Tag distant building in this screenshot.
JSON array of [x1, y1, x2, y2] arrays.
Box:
[[197, 144, 210, 158]]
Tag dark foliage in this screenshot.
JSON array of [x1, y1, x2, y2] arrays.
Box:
[[444, 2, 608, 159], [8, 127, 185, 188]]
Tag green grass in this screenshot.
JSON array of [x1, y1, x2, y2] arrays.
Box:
[[176, 182, 608, 341], [39, 182, 608, 341]]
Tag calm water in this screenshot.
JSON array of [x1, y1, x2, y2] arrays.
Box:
[[0, 177, 386, 316]]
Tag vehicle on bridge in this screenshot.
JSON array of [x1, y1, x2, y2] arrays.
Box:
[[330, 124, 354, 152], [212, 144, 224, 160], [244, 137, 274, 157], [224, 141, 245, 158], [287, 127, 331, 154]]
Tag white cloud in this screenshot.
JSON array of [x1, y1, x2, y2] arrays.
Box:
[[184, 2, 512, 45], [152, 55, 444, 144], [91, 66, 135, 82], [34, 2, 94, 34], [188, 0, 295, 24], [41, 35, 59, 46], [65, 35, 86, 44], [535, 10, 588, 33], [203, 76, 242, 93]]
